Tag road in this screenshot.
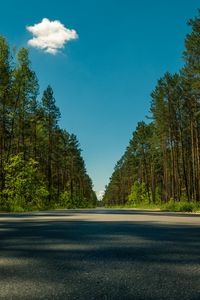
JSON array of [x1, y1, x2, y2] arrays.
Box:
[[0, 209, 200, 300]]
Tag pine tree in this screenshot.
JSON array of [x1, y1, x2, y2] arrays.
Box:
[[42, 85, 60, 201]]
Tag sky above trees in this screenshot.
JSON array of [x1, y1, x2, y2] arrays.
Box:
[[0, 0, 199, 196]]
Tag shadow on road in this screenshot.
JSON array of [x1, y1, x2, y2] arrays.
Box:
[[0, 210, 200, 299]]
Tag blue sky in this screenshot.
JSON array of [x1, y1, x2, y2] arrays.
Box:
[[0, 0, 199, 195]]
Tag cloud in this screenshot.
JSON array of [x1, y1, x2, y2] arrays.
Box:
[[96, 190, 105, 201], [26, 18, 78, 55]]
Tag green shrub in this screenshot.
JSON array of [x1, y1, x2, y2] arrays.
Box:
[[163, 198, 177, 211], [162, 199, 199, 212], [177, 202, 194, 212], [2, 153, 48, 211], [58, 191, 73, 208], [128, 181, 150, 205]]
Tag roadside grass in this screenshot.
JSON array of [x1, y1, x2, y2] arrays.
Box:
[[0, 202, 97, 213], [1, 200, 199, 213], [106, 200, 200, 212], [161, 200, 200, 212]]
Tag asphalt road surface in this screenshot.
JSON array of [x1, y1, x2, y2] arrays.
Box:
[[0, 209, 200, 300]]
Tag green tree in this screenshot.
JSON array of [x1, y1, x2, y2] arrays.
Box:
[[0, 35, 96, 211], [128, 181, 149, 205], [0, 36, 12, 193], [2, 153, 48, 211], [42, 85, 60, 201]]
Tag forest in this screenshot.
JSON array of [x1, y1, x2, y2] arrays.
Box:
[[0, 37, 97, 211], [1, 10, 200, 213], [103, 11, 200, 211]]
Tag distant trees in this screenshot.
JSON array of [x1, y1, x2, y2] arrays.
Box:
[[0, 36, 97, 211], [103, 10, 200, 207]]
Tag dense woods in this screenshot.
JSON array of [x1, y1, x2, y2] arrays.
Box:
[[0, 37, 97, 211], [103, 11, 200, 209]]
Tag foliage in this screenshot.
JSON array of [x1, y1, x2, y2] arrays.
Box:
[[1, 154, 48, 211], [103, 9, 200, 210], [54, 191, 72, 209], [162, 199, 200, 212], [0, 37, 97, 212], [128, 181, 150, 205]]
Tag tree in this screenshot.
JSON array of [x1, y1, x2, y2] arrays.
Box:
[[103, 9, 200, 207], [181, 11, 200, 202], [42, 85, 60, 201], [2, 154, 48, 211], [0, 36, 12, 192], [0, 35, 96, 211]]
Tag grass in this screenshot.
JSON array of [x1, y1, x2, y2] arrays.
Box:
[[106, 200, 200, 212], [161, 200, 200, 212]]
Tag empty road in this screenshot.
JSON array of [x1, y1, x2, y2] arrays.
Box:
[[0, 209, 200, 299]]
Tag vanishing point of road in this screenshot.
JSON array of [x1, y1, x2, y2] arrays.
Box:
[[0, 209, 199, 300]]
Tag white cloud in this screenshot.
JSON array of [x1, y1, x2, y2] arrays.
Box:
[[96, 190, 105, 201], [26, 18, 78, 55]]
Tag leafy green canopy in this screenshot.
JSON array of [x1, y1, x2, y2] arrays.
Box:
[[0, 37, 97, 211]]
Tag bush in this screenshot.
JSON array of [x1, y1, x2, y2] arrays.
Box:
[[2, 154, 49, 211], [58, 191, 73, 208], [128, 181, 150, 205], [162, 199, 199, 212], [163, 198, 177, 211], [177, 202, 195, 212]]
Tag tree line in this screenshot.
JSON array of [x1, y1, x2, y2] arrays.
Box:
[[0, 36, 97, 211], [103, 10, 200, 209]]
